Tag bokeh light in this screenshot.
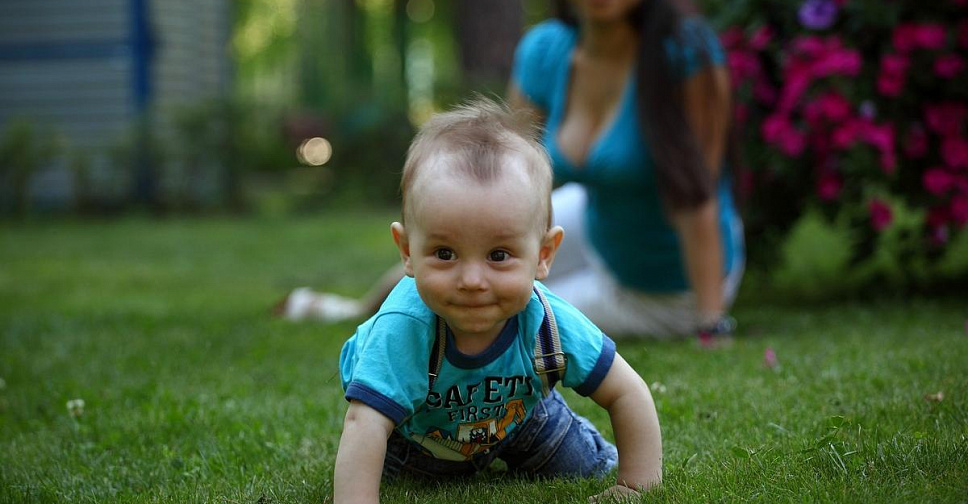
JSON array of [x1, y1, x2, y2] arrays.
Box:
[[297, 137, 333, 166]]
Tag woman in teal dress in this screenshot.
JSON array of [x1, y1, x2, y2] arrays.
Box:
[[507, 0, 744, 338]]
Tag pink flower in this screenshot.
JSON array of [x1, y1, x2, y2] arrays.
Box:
[[903, 124, 929, 159], [928, 206, 951, 246], [934, 54, 966, 79], [761, 114, 806, 156], [818, 92, 852, 122], [924, 103, 967, 136], [778, 64, 813, 113], [728, 50, 761, 85], [764, 347, 779, 369], [951, 195, 968, 226], [832, 119, 863, 149], [877, 54, 910, 97], [924, 168, 955, 195], [813, 48, 862, 77], [780, 129, 808, 156], [817, 170, 843, 201], [942, 136, 968, 168], [762, 114, 790, 144], [792, 35, 827, 58], [749, 25, 774, 51], [894, 23, 948, 52], [869, 199, 893, 231], [720, 26, 746, 50]]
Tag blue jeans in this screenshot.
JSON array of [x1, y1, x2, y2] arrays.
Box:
[[382, 390, 618, 480]]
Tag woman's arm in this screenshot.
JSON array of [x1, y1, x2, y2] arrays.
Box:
[[333, 401, 395, 504], [589, 353, 663, 501], [674, 66, 732, 326]]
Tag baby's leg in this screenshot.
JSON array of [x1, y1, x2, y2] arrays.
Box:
[[498, 391, 617, 478]]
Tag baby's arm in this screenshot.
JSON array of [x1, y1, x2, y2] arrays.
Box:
[[589, 353, 662, 500], [333, 400, 395, 504]]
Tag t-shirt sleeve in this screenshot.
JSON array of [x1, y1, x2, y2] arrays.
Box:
[[339, 312, 432, 425], [538, 286, 616, 397], [664, 17, 727, 79], [511, 20, 570, 112]]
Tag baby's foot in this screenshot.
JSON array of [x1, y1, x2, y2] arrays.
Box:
[[274, 287, 364, 322]]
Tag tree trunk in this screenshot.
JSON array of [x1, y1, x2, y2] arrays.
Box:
[[455, 0, 524, 92]]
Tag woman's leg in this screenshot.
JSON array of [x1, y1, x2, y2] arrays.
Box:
[[274, 263, 403, 322]]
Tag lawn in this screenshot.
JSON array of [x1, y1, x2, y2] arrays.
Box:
[[1, 214, 966, 503]]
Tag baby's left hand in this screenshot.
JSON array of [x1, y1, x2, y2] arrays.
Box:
[[588, 484, 641, 503]]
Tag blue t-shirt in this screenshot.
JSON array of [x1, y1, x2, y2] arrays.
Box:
[[512, 19, 744, 293], [340, 277, 616, 462]]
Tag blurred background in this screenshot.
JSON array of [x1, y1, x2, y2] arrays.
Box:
[[1, 0, 966, 298]]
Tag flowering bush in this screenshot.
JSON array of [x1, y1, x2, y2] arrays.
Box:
[[707, 0, 968, 292]]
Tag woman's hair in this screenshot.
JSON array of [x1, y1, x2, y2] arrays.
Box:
[[555, 0, 722, 212]]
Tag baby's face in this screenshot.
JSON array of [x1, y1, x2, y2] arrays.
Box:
[[395, 154, 556, 344]]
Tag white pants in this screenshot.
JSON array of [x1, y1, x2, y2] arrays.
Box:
[[544, 183, 744, 338]]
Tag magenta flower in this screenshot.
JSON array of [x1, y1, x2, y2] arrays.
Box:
[[749, 25, 775, 51], [819, 93, 851, 122], [728, 50, 761, 85], [792, 35, 827, 58], [869, 199, 893, 231], [924, 168, 955, 195], [941, 136, 968, 169], [877, 54, 910, 97], [777, 64, 813, 113], [924, 103, 968, 136], [894, 23, 948, 53], [832, 119, 863, 149], [761, 114, 806, 156], [813, 48, 862, 77], [799, 0, 839, 30], [720, 26, 745, 49], [951, 196, 968, 227], [816, 170, 843, 201], [763, 347, 779, 369], [903, 124, 929, 159], [934, 54, 966, 79], [928, 206, 950, 246]]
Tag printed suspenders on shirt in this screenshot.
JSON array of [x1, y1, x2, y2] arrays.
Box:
[[427, 287, 566, 397]]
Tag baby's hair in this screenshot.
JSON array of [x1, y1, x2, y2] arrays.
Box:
[[400, 96, 553, 228]]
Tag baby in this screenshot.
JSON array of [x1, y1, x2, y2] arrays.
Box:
[[334, 98, 662, 503]]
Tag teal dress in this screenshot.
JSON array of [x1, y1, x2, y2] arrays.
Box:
[[512, 19, 744, 293]]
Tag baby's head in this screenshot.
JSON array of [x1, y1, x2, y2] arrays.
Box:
[[399, 97, 553, 231], [391, 98, 563, 342]]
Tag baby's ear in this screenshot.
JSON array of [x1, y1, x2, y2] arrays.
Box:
[[391, 222, 414, 277], [535, 226, 564, 280]]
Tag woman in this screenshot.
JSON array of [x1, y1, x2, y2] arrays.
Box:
[[509, 0, 744, 338], [278, 0, 743, 339]]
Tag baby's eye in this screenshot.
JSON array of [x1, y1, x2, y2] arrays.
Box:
[[434, 248, 455, 261], [489, 250, 509, 262]]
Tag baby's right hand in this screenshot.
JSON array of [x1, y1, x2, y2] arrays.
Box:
[[588, 484, 641, 503]]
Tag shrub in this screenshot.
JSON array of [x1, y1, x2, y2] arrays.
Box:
[[705, 0, 968, 292]]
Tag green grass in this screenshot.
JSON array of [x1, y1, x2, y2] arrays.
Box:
[[1, 214, 966, 503]]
